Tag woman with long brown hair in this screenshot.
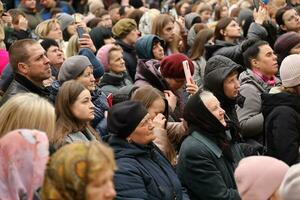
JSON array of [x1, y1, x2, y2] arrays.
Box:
[[51, 80, 100, 150]]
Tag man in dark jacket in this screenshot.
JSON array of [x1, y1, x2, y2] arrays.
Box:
[[262, 54, 300, 166], [1, 39, 51, 105], [112, 18, 139, 80]]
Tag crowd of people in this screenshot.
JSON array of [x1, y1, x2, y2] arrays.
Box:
[[2, 0, 300, 199]]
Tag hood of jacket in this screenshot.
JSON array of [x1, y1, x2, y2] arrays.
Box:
[[204, 55, 244, 107], [135, 35, 163, 60], [261, 92, 300, 117], [135, 59, 170, 91]]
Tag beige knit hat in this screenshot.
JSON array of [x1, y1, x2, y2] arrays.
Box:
[[280, 54, 300, 87]]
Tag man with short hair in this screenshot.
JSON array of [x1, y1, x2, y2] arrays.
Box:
[[237, 39, 281, 141], [1, 39, 51, 105]]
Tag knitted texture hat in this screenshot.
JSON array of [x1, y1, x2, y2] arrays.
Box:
[[112, 18, 137, 39], [280, 54, 300, 87], [107, 101, 148, 139], [274, 32, 300, 64], [279, 163, 300, 200], [58, 55, 92, 83], [160, 53, 194, 79], [234, 156, 289, 200], [56, 13, 74, 31], [96, 44, 116, 72]]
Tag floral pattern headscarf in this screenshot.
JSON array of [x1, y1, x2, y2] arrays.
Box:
[[0, 129, 49, 200], [40, 141, 116, 200]]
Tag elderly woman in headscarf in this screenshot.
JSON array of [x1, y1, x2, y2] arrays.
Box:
[[0, 129, 49, 200], [177, 90, 244, 200], [40, 141, 117, 200]]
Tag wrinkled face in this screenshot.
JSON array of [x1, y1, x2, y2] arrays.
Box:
[[203, 95, 226, 126], [47, 22, 63, 40], [152, 41, 164, 60], [223, 71, 240, 99], [46, 45, 64, 68], [254, 45, 278, 77], [71, 89, 95, 122], [108, 50, 126, 73], [76, 66, 96, 91], [223, 20, 241, 39], [165, 78, 186, 91], [125, 28, 140, 46], [86, 169, 116, 200], [200, 10, 212, 23], [22, 43, 51, 84], [23, 0, 36, 9], [128, 113, 155, 145], [99, 14, 113, 28], [282, 9, 300, 32], [148, 98, 165, 119], [160, 21, 175, 43]]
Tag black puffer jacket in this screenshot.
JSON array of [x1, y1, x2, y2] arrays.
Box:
[[262, 92, 300, 165]]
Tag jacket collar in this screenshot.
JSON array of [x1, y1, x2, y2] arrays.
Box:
[[191, 131, 222, 158], [15, 73, 50, 97]]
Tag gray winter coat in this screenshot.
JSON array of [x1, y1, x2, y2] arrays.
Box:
[[236, 69, 281, 138]]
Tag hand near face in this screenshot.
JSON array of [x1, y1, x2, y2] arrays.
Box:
[[78, 33, 97, 53], [253, 6, 269, 25], [186, 78, 198, 95], [153, 113, 167, 129], [164, 90, 177, 112]]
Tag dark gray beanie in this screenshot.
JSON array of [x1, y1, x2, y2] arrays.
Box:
[[56, 13, 74, 31], [58, 55, 92, 83]]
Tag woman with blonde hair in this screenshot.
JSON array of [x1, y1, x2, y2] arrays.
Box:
[[0, 93, 55, 138], [40, 141, 117, 200], [35, 19, 63, 41]]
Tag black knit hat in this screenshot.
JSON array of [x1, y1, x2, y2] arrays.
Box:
[[107, 101, 148, 138]]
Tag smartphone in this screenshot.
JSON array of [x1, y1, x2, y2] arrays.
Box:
[[169, 8, 178, 20], [182, 60, 192, 84], [107, 93, 113, 108], [76, 26, 84, 38]]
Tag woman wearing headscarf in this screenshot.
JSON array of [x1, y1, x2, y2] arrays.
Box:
[[0, 129, 49, 200], [40, 141, 117, 200], [177, 90, 244, 200]]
